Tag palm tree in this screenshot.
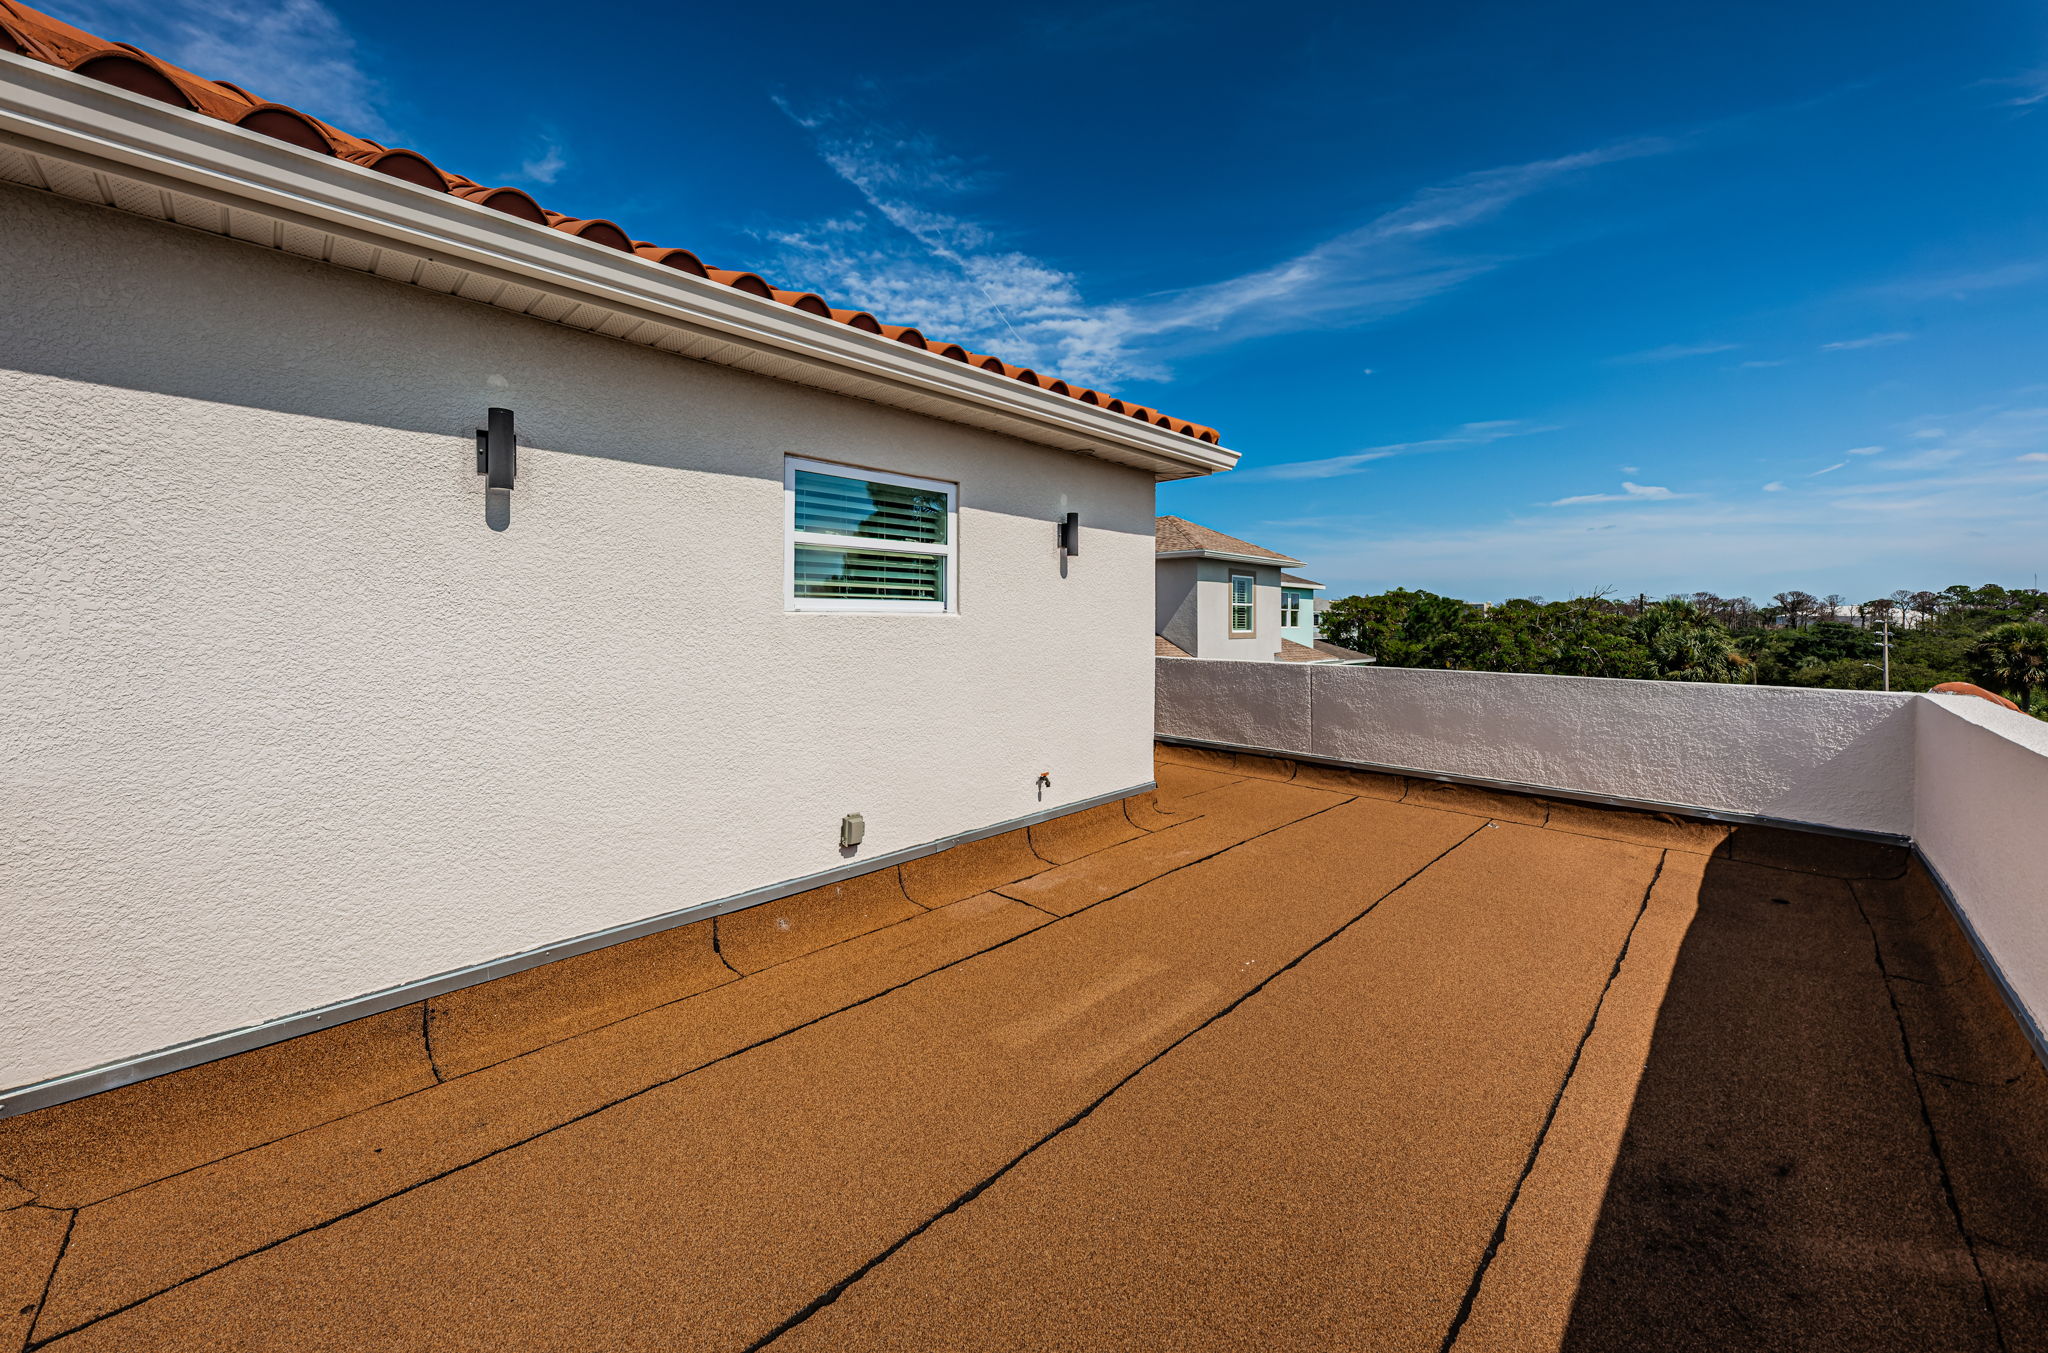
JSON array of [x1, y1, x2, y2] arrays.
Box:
[[1967, 622, 2048, 711], [1633, 600, 1742, 682]]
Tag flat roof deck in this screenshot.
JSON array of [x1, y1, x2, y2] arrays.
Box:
[[8, 745, 2048, 1351]]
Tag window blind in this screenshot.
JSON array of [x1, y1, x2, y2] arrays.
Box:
[[793, 471, 949, 544], [793, 547, 945, 603], [786, 459, 956, 612]]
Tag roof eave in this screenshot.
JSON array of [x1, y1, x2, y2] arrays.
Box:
[[0, 57, 1239, 481], [1155, 548, 1303, 568]]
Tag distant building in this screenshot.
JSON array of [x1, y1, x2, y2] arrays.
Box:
[[1154, 517, 1372, 662], [1281, 573, 1323, 649]]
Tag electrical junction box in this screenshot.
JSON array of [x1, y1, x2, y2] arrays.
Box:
[[840, 813, 865, 848]]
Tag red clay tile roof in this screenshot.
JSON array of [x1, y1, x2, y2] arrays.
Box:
[[1930, 682, 2023, 712], [0, 1, 1221, 447], [1154, 634, 1192, 658], [1154, 516, 1298, 563]]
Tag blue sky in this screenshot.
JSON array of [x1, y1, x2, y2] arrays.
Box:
[[54, 0, 2048, 602]]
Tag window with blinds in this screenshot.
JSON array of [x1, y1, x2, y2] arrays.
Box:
[[1230, 574, 1255, 633], [786, 458, 956, 612]]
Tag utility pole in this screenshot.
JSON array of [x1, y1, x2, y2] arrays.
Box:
[[1880, 617, 1892, 692]]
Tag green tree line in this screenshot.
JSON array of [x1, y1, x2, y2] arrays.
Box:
[[1317, 583, 2048, 715]]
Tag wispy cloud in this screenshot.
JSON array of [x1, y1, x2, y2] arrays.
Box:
[[1809, 462, 1848, 476], [515, 136, 568, 186], [1273, 473, 2047, 603], [1820, 331, 1912, 352], [764, 99, 1674, 383], [1881, 447, 1965, 470], [1845, 404, 2048, 472], [1737, 358, 1791, 369], [1609, 341, 1740, 364], [1241, 420, 1556, 482], [1988, 68, 2048, 108], [1887, 407, 2048, 465], [58, 0, 386, 134], [1269, 394, 2048, 600], [1547, 481, 1684, 506], [1846, 445, 1885, 455], [1872, 260, 2048, 300]]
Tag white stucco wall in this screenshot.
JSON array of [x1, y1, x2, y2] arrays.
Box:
[[1191, 559, 1283, 660], [1155, 557, 1199, 655], [1915, 695, 2048, 1043], [1157, 660, 1917, 834], [0, 183, 1161, 1091]]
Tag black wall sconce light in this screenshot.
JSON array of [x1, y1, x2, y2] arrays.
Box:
[[1057, 511, 1081, 555], [476, 407, 516, 491]]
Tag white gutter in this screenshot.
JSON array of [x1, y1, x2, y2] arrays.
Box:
[[0, 55, 1239, 481]]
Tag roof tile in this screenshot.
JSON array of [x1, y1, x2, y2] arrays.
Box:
[[0, 0, 1222, 446]]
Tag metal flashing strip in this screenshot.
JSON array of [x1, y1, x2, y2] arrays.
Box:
[[0, 781, 1153, 1120], [1154, 734, 1915, 847]]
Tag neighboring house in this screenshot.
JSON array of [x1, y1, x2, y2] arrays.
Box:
[[0, 3, 1235, 1109], [1154, 516, 1372, 663], [1281, 572, 1323, 649]]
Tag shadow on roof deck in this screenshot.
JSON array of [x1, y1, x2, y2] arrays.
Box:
[[3, 744, 2045, 1351]]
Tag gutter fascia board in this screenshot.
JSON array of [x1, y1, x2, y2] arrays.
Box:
[[0, 56, 1238, 481], [1155, 548, 1303, 567]]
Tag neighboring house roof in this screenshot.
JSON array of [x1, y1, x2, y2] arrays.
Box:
[[1274, 638, 1375, 664], [1281, 573, 1324, 589], [0, 0, 1219, 448], [1154, 516, 1301, 566], [1154, 634, 1193, 658]]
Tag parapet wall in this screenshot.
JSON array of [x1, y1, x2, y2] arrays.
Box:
[[1157, 660, 1918, 835], [1157, 659, 2048, 1054]]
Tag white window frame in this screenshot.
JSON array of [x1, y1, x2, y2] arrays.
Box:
[[1281, 590, 1304, 629], [1229, 573, 1255, 634], [785, 456, 958, 614]]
